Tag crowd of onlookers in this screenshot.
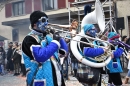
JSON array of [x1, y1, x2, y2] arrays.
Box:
[[0, 42, 26, 79]]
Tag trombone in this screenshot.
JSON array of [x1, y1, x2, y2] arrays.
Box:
[[47, 24, 113, 49]]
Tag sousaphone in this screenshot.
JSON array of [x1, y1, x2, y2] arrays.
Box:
[[70, 0, 111, 68]]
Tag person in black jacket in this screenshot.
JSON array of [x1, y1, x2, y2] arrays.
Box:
[[6, 42, 14, 73], [0, 46, 6, 75], [12, 42, 21, 76]]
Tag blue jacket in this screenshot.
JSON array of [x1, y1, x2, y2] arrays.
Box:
[[107, 47, 124, 73]]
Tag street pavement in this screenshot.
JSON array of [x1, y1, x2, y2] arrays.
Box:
[[0, 72, 130, 86], [0, 69, 130, 86]]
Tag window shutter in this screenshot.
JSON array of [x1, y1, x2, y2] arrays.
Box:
[[68, 0, 75, 7], [34, 0, 41, 11], [68, 0, 75, 2], [58, 0, 66, 9], [25, 0, 32, 14], [5, 3, 12, 18]]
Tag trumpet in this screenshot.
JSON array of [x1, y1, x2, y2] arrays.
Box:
[[46, 22, 112, 68], [48, 23, 71, 29], [46, 25, 112, 49]]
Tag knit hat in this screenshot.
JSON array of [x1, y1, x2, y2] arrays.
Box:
[[83, 24, 95, 34], [30, 11, 48, 28], [107, 32, 120, 40]]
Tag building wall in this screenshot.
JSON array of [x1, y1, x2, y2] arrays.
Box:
[[0, 6, 13, 41], [117, 0, 130, 36], [0, 0, 71, 42], [13, 24, 30, 41]]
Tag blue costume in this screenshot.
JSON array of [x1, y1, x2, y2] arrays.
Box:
[[106, 32, 124, 85], [76, 24, 105, 85], [82, 24, 105, 58], [22, 31, 67, 86], [22, 11, 67, 86]]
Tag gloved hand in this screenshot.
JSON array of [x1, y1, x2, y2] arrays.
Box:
[[50, 29, 55, 34], [58, 38, 68, 55], [53, 33, 68, 55], [59, 49, 66, 55], [42, 31, 47, 36], [53, 32, 61, 42]]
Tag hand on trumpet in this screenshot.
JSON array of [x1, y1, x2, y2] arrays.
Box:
[[103, 46, 110, 53], [111, 54, 114, 59]]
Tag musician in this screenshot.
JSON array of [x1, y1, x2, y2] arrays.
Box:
[[107, 32, 124, 86], [77, 24, 108, 86], [22, 11, 68, 86]]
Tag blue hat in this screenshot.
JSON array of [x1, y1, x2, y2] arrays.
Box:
[[107, 32, 120, 40], [108, 32, 117, 39], [83, 24, 95, 34]]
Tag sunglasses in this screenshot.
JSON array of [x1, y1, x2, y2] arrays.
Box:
[[39, 17, 48, 23]]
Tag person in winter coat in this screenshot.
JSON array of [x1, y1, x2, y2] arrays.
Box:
[[12, 42, 21, 76], [0, 46, 6, 75], [123, 37, 130, 84], [6, 42, 14, 73]]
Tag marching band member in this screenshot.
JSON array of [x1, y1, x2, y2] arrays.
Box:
[[76, 24, 108, 86], [107, 32, 124, 86], [22, 11, 68, 86]]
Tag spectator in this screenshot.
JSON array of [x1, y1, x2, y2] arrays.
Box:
[[122, 35, 128, 43], [0, 46, 6, 75], [6, 42, 14, 73], [123, 37, 130, 84], [11, 42, 21, 76], [18, 43, 26, 77]]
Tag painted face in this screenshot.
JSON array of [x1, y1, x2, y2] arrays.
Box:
[[37, 17, 48, 31], [88, 29, 97, 37]]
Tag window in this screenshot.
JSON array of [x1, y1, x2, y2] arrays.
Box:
[[13, 1, 25, 16], [12, 29, 19, 42], [42, 0, 57, 11]]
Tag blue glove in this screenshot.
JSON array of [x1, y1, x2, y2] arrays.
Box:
[[59, 38, 68, 55]]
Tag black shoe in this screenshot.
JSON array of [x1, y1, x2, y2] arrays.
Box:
[[13, 73, 17, 76], [21, 74, 26, 77], [17, 73, 20, 75]]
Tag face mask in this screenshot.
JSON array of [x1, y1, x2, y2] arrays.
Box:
[[88, 29, 97, 37], [37, 17, 48, 31]]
